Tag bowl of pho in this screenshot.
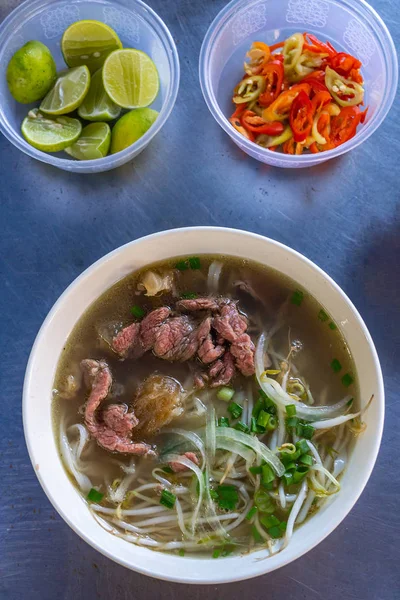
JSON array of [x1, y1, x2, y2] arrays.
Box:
[[23, 227, 384, 583]]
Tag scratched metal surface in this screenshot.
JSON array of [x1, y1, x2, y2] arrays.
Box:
[[0, 0, 399, 598]]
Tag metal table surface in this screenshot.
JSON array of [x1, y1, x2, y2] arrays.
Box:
[[1, 0, 399, 598]]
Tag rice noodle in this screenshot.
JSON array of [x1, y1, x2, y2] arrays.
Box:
[[59, 419, 92, 492]]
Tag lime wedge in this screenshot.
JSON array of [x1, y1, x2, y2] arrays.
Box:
[[40, 66, 90, 115], [111, 108, 158, 154], [65, 122, 111, 160], [78, 69, 121, 121], [21, 108, 82, 152], [102, 49, 159, 109], [61, 20, 122, 73]]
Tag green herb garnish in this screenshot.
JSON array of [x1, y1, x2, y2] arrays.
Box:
[[188, 256, 201, 270], [160, 489, 176, 509], [218, 417, 230, 428], [234, 421, 250, 434], [228, 402, 243, 419], [329, 321, 337, 330], [285, 404, 297, 417], [331, 358, 342, 373], [342, 373, 354, 387], [318, 309, 329, 322], [130, 305, 145, 318], [180, 292, 198, 299], [87, 488, 104, 503], [291, 289, 304, 306], [214, 485, 239, 511]]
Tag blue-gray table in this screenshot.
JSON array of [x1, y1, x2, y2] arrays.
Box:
[[1, 0, 399, 598]]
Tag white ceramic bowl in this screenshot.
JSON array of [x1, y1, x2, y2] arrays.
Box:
[[23, 227, 384, 583], [0, 0, 180, 173]]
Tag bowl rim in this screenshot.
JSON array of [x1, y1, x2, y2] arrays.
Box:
[[0, 0, 180, 173], [22, 226, 385, 583], [199, 0, 398, 166]]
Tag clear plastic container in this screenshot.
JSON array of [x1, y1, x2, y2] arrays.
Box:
[[199, 0, 398, 168], [0, 0, 180, 173]]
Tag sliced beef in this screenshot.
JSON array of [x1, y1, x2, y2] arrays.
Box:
[[176, 297, 221, 312], [112, 322, 142, 359], [194, 371, 207, 389], [81, 359, 154, 456], [140, 307, 171, 352], [213, 302, 248, 343], [230, 333, 256, 376], [197, 316, 225, 364], [209, 351, 236, 387], [169, 452, 199, 473], [154, 316, 198, 362]]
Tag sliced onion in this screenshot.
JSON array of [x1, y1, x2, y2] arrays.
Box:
[[161, 428, 205, 467], [216, 428, 285, 476], [206, 405, 216, 462], [215, 438, 256, 470], [256, 334, 351, 421]]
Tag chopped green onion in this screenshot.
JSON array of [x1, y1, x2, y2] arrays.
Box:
[[279, 521, 287, 532], [212, 549, 221, 558], [299, 454, 313, 466], [286, 416, 299, 428], [162, 466, 174, 474], [331, 358, 342, 373], [296, 439, 310, 455], [188, 256, 201, 270], [87, 488, 104, 503], [280, 449, 300, 465], [342, 373, 354, 387], [285, 404, 297, 417], [282, 472, 293, 486], [221, 546, 234, 557], [160, 489, 176, 509], [262, 481, 274, 490], [266, 416, 277, 431], [318, 309, 329, 322], [301, 424, 315, 440], [260, 514, 280, 529], [329, 321, 337, 330], [249, 465, 263, 475], [284, 461, 297, 473], [217, 387, 235, 402], [250, 416, 265, 433], [218, 417, 230, 428], [130, 305, 145, 318], [234, 421, 250, 434], [228, 401, 242, 419], [214, 485, 239, 510], [178, 549, 185, 557], [181, 292, 198, 299], [257, 409, 270, 428], [267, 526, 282, 539], [252, 397, 264, 418], [261, 464, 275, 485], [254, 490, 275, 513], [347, 398, 354, 407], [175, 260, 189, 271], [291, 289, 304, 306], [293, 466, 309, 483], [246, 506, 258, 521], [252, 525, 263, 543]]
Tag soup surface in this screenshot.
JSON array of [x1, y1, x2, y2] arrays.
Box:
[[53, 255, 362, 557]]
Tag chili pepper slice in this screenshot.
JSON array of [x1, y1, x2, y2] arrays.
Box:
[[229, 105, 254, 141], [330, 106, 361, 146], [282, 138, 303, 155], [290, 90, 313, 142], [259, 61, 284, 106], [325, 67, 364, 107], [303, 33, 336, 57], [244, 42, 271, 76], [311, 90, 332, 113], [233, 75, 266, 104], [330, 52, 362, 77], [241, 110, 285, 135], [262, 82, 311, 122], [269, 41, 284, 52]]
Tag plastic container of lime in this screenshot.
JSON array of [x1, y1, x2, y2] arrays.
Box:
[[199, 0, 398, 168], [0, 0, 180, 173]]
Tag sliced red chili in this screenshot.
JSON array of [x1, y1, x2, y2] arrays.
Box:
[[311, 90, 332, 114], [241, 110, 285, 135], [290, 90, 313, 142], [259, 61, 284, 106], [309, 142, 319, 154], [330, 52, 362, 77], [229, 106, 254, 141], [269, 41, 284, 52], [330, 106, 361, 147], [282, 138, 303, 155], [303, 33, 336, 57]]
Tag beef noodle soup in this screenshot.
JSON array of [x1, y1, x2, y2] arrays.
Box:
[[53, 255, 368, 557]]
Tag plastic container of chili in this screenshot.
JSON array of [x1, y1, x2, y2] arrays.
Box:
[[199, 0, 397, 168]]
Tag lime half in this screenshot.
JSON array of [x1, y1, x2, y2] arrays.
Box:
[[78, 69, 121, 121], [61, 20, 122, 73], [65, 122, 111, 160], [21, 108, 82, 152], [40, 66, 90, 115], [103, 49, 159, 109], [111, 108, 158, 154]]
